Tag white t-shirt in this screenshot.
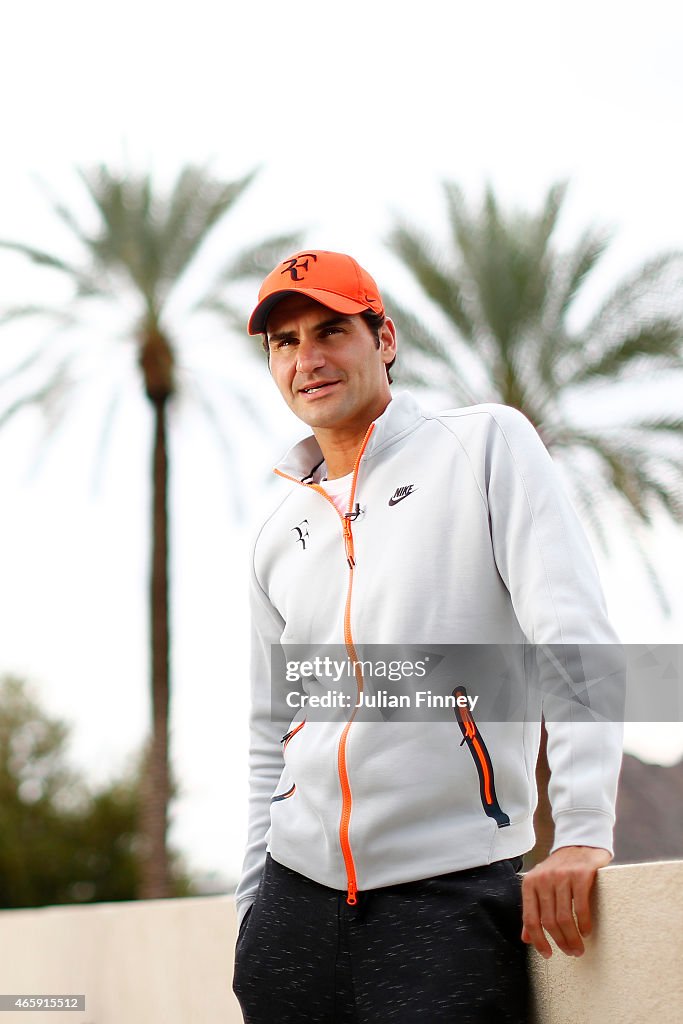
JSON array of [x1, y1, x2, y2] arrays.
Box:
[[318, 470, 353, 516]]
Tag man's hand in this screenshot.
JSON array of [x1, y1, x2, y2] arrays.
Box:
[[521, 845, 611, 958]]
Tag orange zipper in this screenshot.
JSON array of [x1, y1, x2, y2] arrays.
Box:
[[452, 686, 510, 828], [457, 705, 493, 804], [271, 721, 307, 804], [274, 423, 375, 905], [281, 719, 306, 752]]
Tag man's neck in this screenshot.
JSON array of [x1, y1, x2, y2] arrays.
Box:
[[314, 399, 391, 480]]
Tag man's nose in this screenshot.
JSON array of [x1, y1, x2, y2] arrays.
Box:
[[295, 338, 325, 374]]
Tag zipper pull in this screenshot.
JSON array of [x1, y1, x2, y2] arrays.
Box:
[[463, 717, 476, 740], [346, 881, 358, 906], [280, 730, 293, 744], [342, 517, 355, 568]]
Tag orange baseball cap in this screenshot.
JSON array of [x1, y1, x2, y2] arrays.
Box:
[[247, 250, 385, 335]]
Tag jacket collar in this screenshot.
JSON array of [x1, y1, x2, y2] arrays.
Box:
[[274, 391, 425, 483]]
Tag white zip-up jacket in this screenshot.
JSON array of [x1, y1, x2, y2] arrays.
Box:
[[235, 393, 623, 925]]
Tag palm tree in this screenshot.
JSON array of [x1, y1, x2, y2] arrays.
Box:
[[0, 165, 300, 896], [387, 181, 683, 860]]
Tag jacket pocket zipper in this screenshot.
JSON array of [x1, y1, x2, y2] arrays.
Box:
[[270, 783, 296, 803], [452, 686, 510, 828], [270, 721, 307, 803], [281, 719, 306, 752]]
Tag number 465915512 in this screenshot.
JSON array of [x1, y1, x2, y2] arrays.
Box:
[[0, 994, 85, 1011]]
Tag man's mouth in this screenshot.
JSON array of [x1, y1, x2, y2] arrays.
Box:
[[298, 381, 340, 396]]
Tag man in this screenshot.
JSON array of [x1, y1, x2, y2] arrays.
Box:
[[233, 250, 623, 1023]]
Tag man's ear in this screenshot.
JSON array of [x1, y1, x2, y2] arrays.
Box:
[[379, 318, 397, 364]]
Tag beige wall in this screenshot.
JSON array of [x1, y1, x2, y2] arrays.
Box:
[[0, 861, 680, 1024], [529, 860, 683, 1024]]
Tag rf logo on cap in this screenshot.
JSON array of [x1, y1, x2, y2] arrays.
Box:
[[280, 254, 318, 281]]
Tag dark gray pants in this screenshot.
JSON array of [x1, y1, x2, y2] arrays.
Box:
[[233, 854, 529, 1023]]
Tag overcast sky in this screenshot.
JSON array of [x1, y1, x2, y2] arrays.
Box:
[[1, 1, 682, 886]]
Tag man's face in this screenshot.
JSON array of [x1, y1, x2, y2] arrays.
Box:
[[265, 294, 396, 435]]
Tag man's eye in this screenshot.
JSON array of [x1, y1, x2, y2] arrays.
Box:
[[321, 327, 342, 337], [275, 339, 294, 349]]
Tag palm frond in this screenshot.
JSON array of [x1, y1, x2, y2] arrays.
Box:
[[556, 444, 681, 600], [157, 165, 258, 290], [618, 520, 672, 616], [535, 181, 569, 253], [555, 449, 611, 551], [0, 393, 42, 429], [180, 374, 251, 522], [389, 364, 434, 390], [0, 304, 78, 329], [551, 226, 612, 323], [444, 180, 482, 250], [388, 179, 683, 607], [24, 360, 80, 480], [73, 164, 258, 314], [0, 342, 54, 388], [89, 380, 127, 495], [443, 182, 566, 352], [0, 240, 100, 295], [384, 292, 455, 367], [31, 172, 95, 251], [539, 228, 613, 393], [191, 296, 250, 335], [192, 231, 304, 329], [0, 240, 76, 273], [626, 415, 683, 435], [568, 432, 674, 525], [0, 355, 73, 431], [581, 251, 683, 344], [76, 165, 161, 312], [567, 319, 683, 385], [386, 221, 476, 342], [537, 225, 610, 392], [384, 292, 482, 406], [641, 472, 683, 522], [535, 324, 576, 394], [218, 232, 304, 282]]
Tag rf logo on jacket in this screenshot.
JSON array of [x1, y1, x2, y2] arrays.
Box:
[[291, 520, 310, 550]]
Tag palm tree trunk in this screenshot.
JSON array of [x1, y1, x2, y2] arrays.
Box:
[[138, 396, 172, 898]]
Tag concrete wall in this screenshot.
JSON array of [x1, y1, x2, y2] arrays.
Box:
[[529, 860, 683, 1024], [0, 861, 680, 1024]]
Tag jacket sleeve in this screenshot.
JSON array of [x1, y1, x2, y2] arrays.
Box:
[[234, 554, 291, 927], [484, 405, 624, 855]]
